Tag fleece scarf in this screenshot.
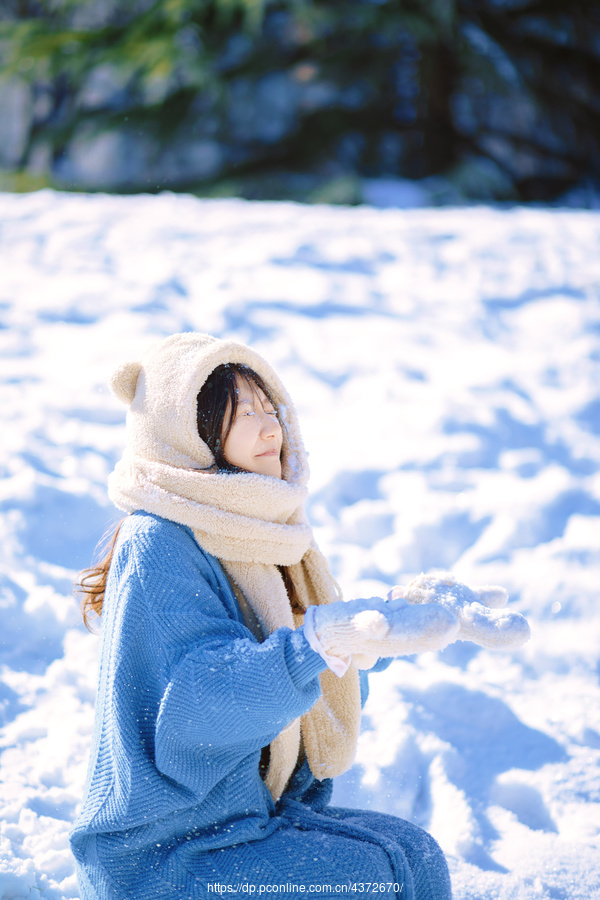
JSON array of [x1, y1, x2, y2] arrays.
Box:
[[107, 333, 361, 802]]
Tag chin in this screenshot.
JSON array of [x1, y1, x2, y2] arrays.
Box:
[[259, 462, 282, 479], [250, 456, 282, 479]]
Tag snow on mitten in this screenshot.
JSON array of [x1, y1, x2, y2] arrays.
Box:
[[388, 574, 530, 650], [307, 595, 460, 672]]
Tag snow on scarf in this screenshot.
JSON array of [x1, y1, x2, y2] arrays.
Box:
[[107, 332, 362, 802]]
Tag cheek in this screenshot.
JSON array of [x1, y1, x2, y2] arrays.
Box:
[[225, 419, 258, 456]]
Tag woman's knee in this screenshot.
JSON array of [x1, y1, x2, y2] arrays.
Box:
[[325, 810, 451, 900], [389, 819, 451, 900]]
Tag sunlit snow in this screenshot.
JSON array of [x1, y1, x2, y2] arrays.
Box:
[[0, 190, 599, 899]]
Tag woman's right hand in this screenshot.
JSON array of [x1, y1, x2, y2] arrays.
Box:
[[388, 574, 531, 651]]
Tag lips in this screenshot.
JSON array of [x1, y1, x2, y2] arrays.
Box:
[[256, 449, 279, 457]]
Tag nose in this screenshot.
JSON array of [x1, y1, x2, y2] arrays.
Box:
[[259, 412, 280, 439]]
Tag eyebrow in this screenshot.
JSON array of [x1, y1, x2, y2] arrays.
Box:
[[235, 382, 275, 410]]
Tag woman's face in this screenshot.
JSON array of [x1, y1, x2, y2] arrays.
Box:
[[222, 376, 283, 478]]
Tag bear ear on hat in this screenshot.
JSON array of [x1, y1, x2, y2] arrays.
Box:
[[110, 361, 143, 405]]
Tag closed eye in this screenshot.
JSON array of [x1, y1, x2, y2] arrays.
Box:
[[239, 408, 276, 418]]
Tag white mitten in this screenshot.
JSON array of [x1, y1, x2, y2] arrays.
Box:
[[306, 595, 460, 672], [388, 573, 530, 650]]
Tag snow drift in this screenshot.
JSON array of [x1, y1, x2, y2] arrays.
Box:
[[0, 190, 599, 899]]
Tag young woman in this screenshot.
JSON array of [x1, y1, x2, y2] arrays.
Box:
[[70, 332, 528, 900]]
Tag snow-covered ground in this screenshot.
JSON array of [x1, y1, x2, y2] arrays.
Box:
[[1, 190, 599, 900]]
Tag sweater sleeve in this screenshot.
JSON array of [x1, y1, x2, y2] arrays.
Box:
[[127, 520, 327, 779]]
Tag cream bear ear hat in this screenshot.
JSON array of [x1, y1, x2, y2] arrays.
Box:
[[108, 331, 309, 485]]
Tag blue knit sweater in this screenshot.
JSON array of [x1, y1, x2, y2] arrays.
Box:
[[70, 512, 451, 900]]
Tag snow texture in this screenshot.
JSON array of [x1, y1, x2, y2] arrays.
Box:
[[0, 190, 599, 900], [398, 574, 531, 650]]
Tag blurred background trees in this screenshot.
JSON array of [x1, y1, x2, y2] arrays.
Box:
[[0, 0, 598, 204]]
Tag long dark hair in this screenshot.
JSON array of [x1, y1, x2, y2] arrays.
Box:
[[76, 520, 126, 630], [75, 363, 282, 628]]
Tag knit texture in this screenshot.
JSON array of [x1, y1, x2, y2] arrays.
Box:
[[309, 596, 460, 661], [107, 333, 362, 800], [70, 513, 452, 900]]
